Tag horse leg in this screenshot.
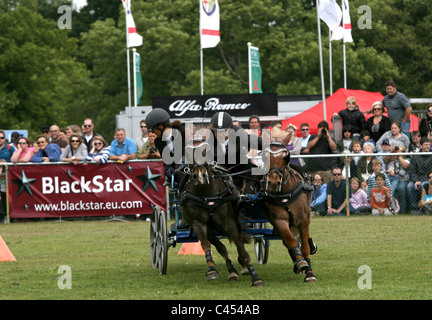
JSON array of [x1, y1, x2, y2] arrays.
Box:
[[299, 223, 317, 283], [272, 216, 309, 274], [207, 232, 239, 282], [225, 222, 264, 287], [192, 221, 219, 281]]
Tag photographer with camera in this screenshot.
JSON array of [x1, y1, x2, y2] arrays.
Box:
[[137, 131, 161, 160], [304, 121, 337, 184]]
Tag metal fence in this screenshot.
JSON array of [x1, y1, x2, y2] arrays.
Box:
[[1, 150, 432, 223], [290, 151, 432, 216]]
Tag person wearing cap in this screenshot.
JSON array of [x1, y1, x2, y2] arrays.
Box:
[[144, 108, 186, 184], [208, 111, 264, 194], [41, 126, 51, 140], [375, 120, 410, 153]]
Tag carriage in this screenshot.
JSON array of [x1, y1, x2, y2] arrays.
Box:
[[149, 141, 317, 285], [150, 183, 273, 275]]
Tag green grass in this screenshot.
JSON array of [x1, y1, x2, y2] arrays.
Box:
[[0, 215, 431, 300]]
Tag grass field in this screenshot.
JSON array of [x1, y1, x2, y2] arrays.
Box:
[[1, 215, 431, 300]]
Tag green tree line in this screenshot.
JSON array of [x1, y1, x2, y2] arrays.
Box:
[[1, 0, 431, 140]]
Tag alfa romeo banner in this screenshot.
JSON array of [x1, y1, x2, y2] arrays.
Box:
[[8, 161, 166, 219], [152, 93, 278, 119]]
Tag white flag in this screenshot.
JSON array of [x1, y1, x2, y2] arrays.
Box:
[[122, 0, 143, 48], [342, 0, 353, 43], [200, 0, 220, 49], [319, 0, 342, 32]]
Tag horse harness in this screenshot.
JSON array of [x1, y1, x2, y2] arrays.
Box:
[[180, 164, 239, 212], [262, 142, 312, 208]]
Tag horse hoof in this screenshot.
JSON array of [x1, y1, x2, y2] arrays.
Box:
[[207, 271, 219, 281], [304, 272, 316, 283], [241, 267, 249, 276], [252, 279, 265, 287], [228, 273, 239, 282], [294, 259, 309, 274]]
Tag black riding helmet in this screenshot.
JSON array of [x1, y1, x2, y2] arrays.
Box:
[[145, 108, 170, 133], [210, 112, 233, 129]]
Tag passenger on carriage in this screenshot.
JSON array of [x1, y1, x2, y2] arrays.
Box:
[[208, 111, 263, 195]]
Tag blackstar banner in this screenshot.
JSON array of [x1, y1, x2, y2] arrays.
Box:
[[8, 161, 166, 219], [152, 93, 278, 119]]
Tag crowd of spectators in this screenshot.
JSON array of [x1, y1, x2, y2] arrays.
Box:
[[1, 81, 431, 221]]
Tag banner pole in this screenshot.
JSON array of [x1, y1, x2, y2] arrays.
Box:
[[133, 48, 137, 107], [125, 7, 131, 108], [329, 28, 333, 95], [316, 0, 327, 120], [200, 47, 204, 95], [248, 42, 252, 93]]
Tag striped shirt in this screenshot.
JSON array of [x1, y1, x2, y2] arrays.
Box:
[[382, 91, 411, 123]]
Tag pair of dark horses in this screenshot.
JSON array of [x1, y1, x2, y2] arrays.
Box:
[[180, 141, 316, 286]]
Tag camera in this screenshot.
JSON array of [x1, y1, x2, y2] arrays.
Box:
[[394, 146, 399, 151], [149, 147, 157, 153], [321, 128, 327, 134]]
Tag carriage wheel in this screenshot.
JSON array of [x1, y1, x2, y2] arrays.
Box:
[[150, 206, 168, 275], [253, 222, 269, 265]]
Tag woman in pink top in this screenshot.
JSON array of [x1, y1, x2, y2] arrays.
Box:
[[11, 137, 36, 163]]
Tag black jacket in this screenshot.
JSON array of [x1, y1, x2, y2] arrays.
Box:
[[338, 106, 367, 135]]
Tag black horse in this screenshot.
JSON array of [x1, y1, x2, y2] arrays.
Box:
[[180, 140, 264, 287]]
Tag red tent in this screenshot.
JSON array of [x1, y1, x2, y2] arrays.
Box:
[[281, 88, 418, 136]]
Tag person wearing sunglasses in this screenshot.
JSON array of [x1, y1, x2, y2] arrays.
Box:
[[60, 134, 88, 164], [0, 130, 16, 163], [31, 135, 62, 163], [134, 120, 149, 151], [11, 137, 35, 163], [82, 118, 101, 151], [326, 167, 351, 216], [366, 101, 391, 143], [419, 104, 432, 138], [86, 136, 111, 164]]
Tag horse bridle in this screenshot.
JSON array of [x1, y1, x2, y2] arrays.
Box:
[[263, 143, 291, 193]]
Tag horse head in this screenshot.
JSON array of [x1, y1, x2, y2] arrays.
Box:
[[186, 138, 212, 186], [263, 142, 290, 193]]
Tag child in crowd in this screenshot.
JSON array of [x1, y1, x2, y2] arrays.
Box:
[[366, 158, 392, 201], [349, 177, 370, 215], [336, 97, 367, 140], [409, 131, 421, 153], [361, 130, 375, 146], [418, 170, 432, 214], [311, 173, 327, 216], [350, 140, 363, 178], [370, 173, 392, 215], [336, 125, 354, 153]]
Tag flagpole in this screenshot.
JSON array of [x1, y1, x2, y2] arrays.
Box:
[[200, 48, 204, 95], [124, 6, 131, 108], [133, 48, 137, 107], [317, 0, 327, 121], [247, 42, 252, 93], [343, 42, 347, 89], [329, 28, 333, 95]]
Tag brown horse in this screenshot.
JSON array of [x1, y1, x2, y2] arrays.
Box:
[[180, 141, 264, 287], [261, 141, 317, 282]]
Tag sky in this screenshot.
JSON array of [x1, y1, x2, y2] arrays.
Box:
[[73, 0, 87, 10]]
